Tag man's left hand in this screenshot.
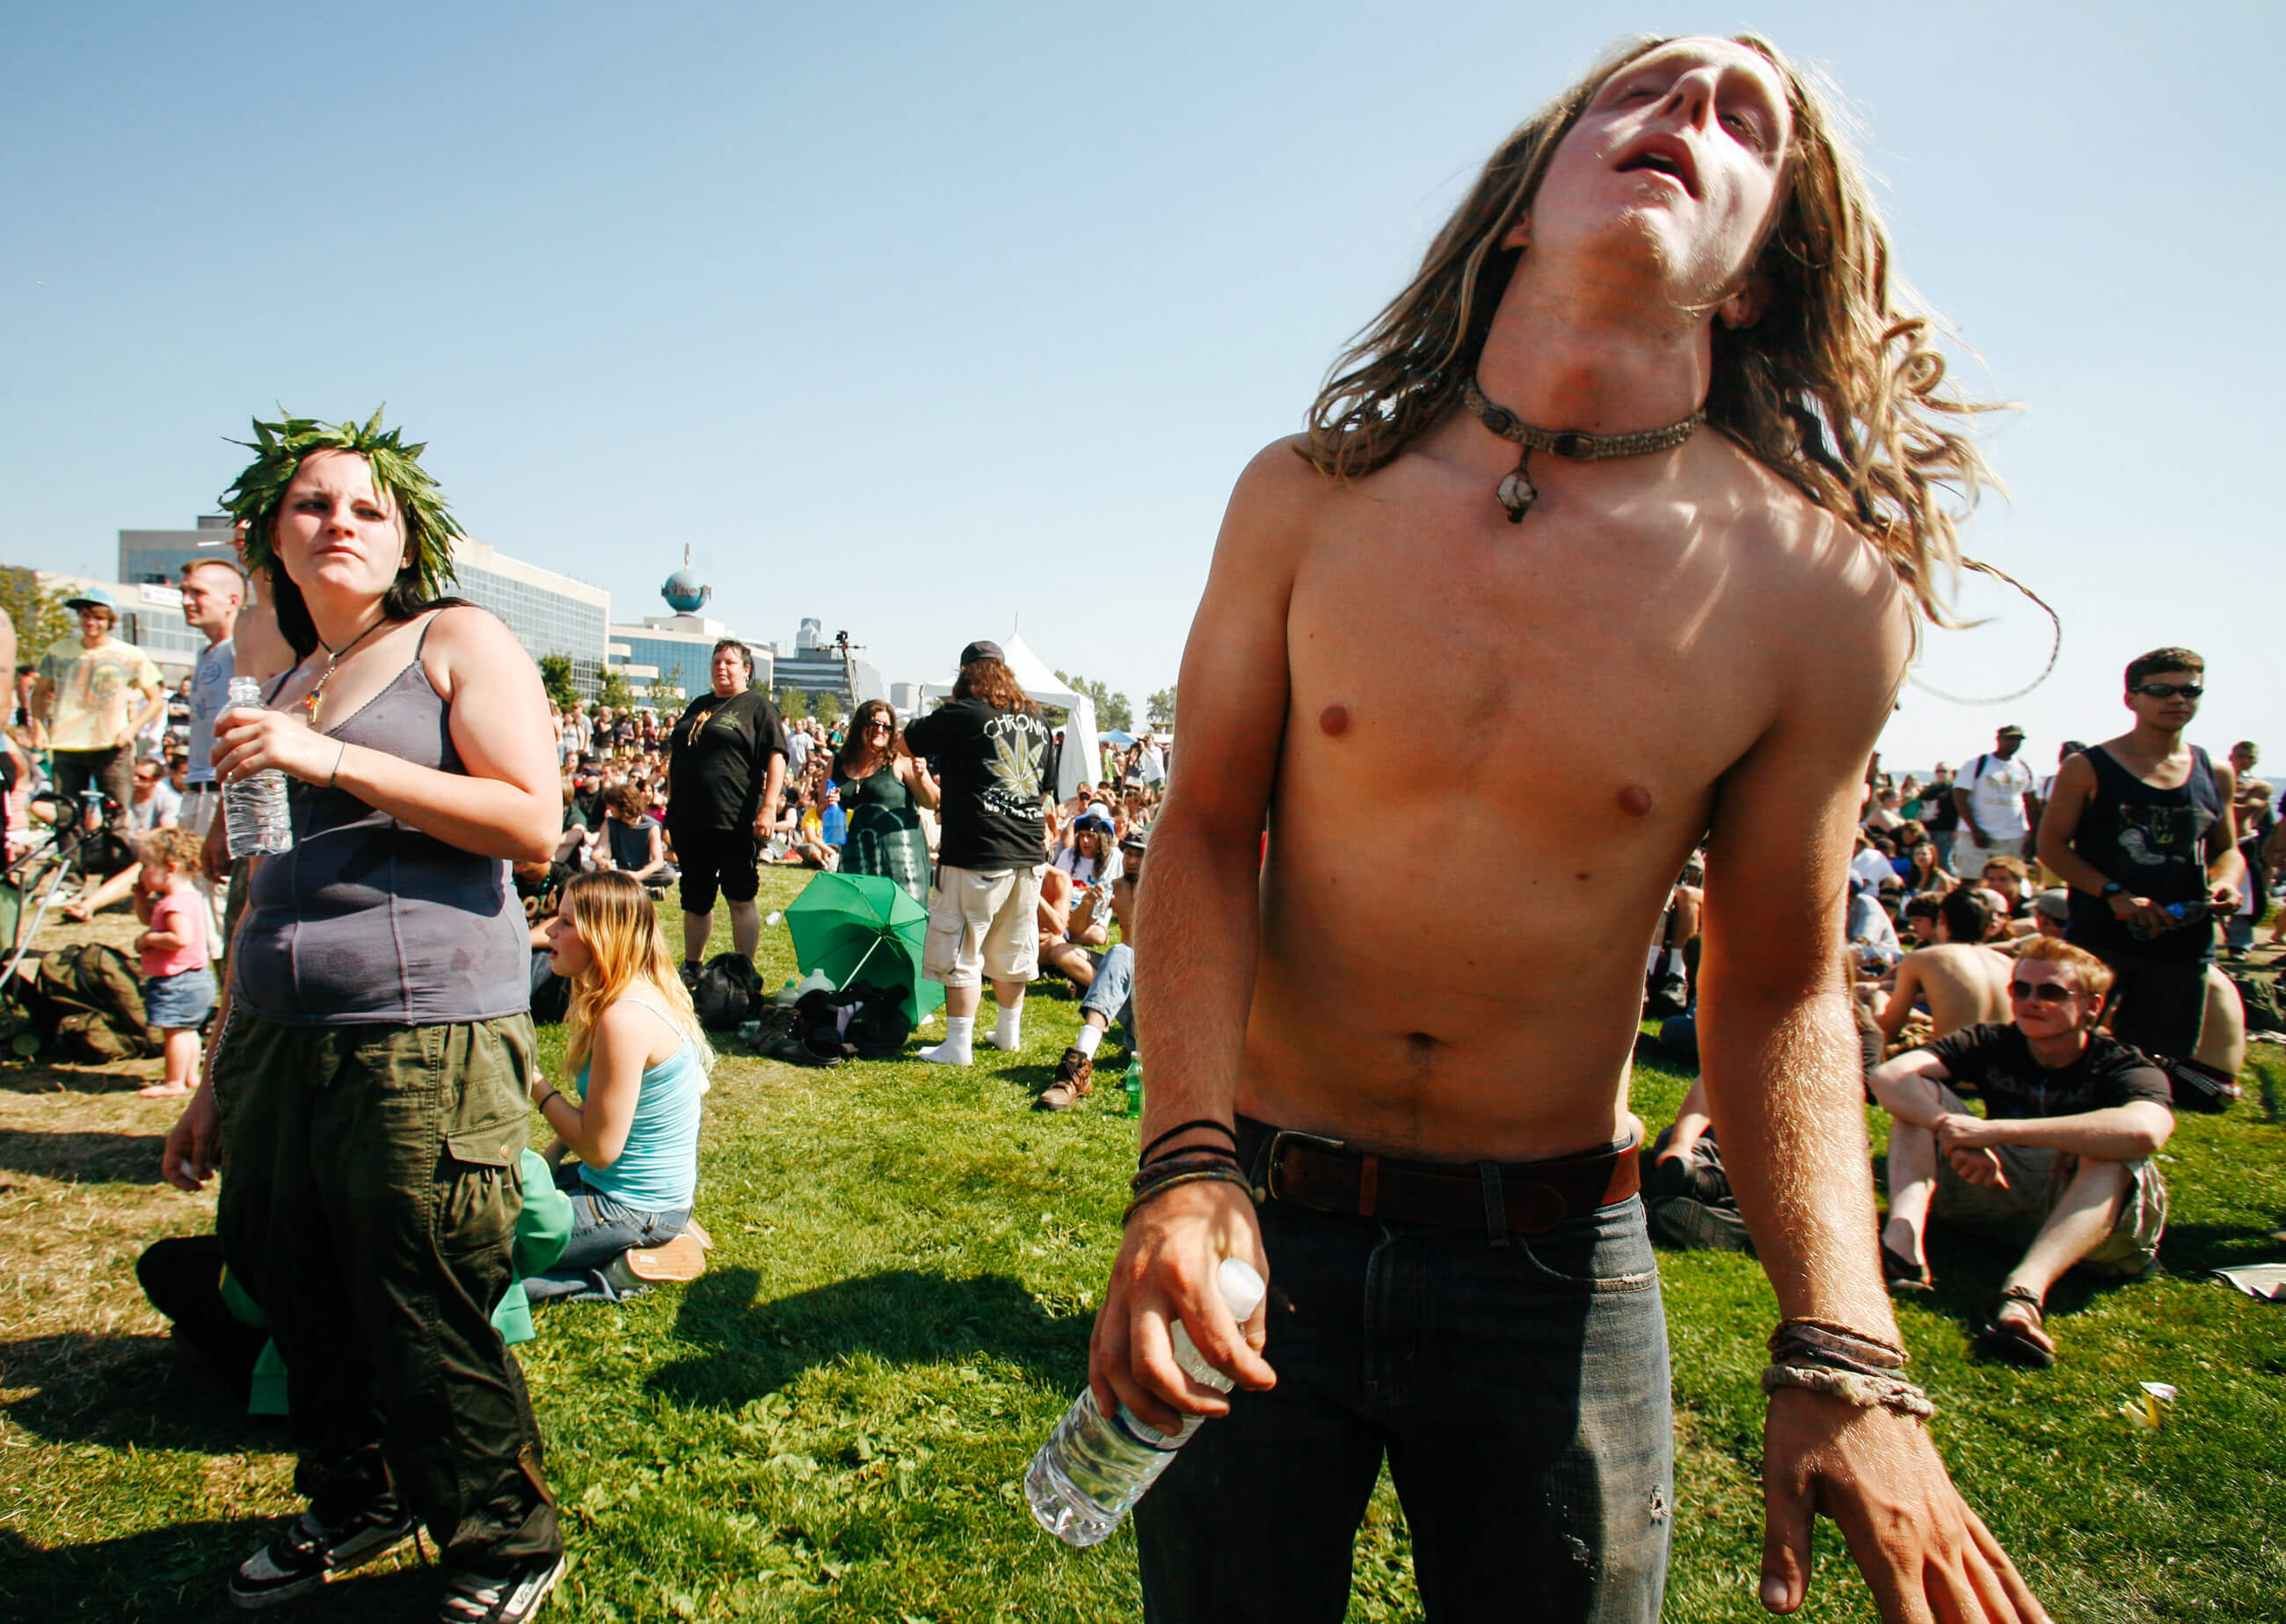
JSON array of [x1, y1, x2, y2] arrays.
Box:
[[1932, 1111, 2000, 1154], [2210, 882, 2241, 915], [1761, 1388, 2048, 1620]]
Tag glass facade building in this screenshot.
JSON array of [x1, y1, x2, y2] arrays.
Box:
[[116, 523, 611, 697]]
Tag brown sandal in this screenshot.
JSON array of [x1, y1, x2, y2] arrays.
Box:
[[1977, 1285, 2055, 1368]]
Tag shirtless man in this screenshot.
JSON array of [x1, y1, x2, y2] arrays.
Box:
[[1089, 35, 2042, 1623], [1869, 886, 2014, 1050]]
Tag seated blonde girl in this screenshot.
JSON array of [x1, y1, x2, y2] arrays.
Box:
[[525, 870, 711, 1301]]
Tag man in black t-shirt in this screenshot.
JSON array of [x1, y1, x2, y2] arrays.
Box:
[[665, 640, 788, 976], [900, 641, 1052, 1066], [1867, 938, 2174, 1367]]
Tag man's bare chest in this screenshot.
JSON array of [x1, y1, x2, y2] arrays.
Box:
[[1283, 505, 1775, 802]]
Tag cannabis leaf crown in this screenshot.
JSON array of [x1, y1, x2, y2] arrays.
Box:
[[216, 409, 463, 601]]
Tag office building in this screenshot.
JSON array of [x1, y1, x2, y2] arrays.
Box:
[[120, 520, 611, 697], [607, 615, 771, 707]]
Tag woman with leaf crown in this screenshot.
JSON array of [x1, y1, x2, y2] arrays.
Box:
[[160, 411, 569, 1622]]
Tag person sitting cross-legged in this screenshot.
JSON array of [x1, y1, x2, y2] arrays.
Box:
[[1867, 938, 2173, 1365]]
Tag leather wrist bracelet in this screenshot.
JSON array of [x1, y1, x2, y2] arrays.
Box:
[[1762, 1362, 1934, 1420], [1139, 1118, 1240, 1166], [1122, 1164, 1256, 1225]]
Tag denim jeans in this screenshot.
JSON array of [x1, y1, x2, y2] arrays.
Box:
[[521, 1165, 690, 1303], [1134, 1192, 1671, 1623], [1078, 941, 1135, 1041]]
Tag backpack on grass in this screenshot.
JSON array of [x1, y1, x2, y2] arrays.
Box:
[[17, 943, 158, 1063], [692, 952, 758, 1031]]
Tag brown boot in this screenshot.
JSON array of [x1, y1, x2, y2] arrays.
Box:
[[1037, 1046, 1094, 1111]]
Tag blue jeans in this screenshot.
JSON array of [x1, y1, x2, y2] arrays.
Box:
[[523, 1165, 690, 1303], [1079, 942, 1135, 1040], [1134, 1192, 1671, 1623]]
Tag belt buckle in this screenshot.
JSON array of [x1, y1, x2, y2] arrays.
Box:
[[1263, 1128, 1347, 1204]]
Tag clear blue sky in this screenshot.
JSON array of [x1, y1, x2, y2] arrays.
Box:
[[4, 2, 2276, 776]]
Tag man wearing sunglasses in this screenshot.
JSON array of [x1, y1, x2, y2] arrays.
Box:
[[1867, 939, 2173, 1365], [2037, 646, 2243, 1062]]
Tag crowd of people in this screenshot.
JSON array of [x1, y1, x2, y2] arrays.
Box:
[[0, 412, 1171, 1620], [11, 32, 2286, 1624], [1642, 649, 2276, 1375]]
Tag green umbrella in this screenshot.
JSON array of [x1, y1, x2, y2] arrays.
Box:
[[783, 870, 944, 1028]]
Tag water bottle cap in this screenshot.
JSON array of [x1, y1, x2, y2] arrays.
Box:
[[1215, 1257, 1266, 1322]]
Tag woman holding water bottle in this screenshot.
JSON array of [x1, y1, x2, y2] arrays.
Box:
[[160, 414, 569, 1622]]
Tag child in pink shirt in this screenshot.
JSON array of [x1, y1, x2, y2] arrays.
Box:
[[133, 827, 215, 1099]]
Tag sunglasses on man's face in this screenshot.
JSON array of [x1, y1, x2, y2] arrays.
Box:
[[2008, 979, 2078, 1005], [2132, 682, 2202, 700]]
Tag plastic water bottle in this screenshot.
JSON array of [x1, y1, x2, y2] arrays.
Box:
[[222, 676, 294, 856], [1025, 1256, 1266, 1547], [1125, 1053, 1144, 1118]]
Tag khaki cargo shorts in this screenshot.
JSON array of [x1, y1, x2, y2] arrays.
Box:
[[1930, 1085, 2168, 1277], [923, 863, 1045, 987]]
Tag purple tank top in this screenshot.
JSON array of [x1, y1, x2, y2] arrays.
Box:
[[231, 622, 528, 1025]]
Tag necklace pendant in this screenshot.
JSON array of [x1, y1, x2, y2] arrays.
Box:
[[1496, 455, 1538, 523]]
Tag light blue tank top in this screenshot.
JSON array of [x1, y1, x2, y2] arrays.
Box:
[[576, 997, 705, 1212]]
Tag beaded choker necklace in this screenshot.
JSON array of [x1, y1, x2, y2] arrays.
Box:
[[303, 613, 389, 730], [1460, 377, 1706, 523]]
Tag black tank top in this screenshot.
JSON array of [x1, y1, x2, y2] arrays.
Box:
[[2063, 744, 2222, 964]]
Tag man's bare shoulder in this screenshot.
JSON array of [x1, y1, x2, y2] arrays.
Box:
[[1714, 438, 1916, 701], [1719, 441, 1911, 625]]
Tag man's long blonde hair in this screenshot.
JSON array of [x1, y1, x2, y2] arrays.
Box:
[[561, 870, 712, 1074], [1306, 34, 2000, 622]]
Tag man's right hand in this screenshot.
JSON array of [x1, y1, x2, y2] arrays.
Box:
[[1089, 1180, 1275, 1434], [2107, 891, 2170, 932], [163, 1085, 221, 1192]]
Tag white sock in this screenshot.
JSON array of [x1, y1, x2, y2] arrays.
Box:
[[920, 1016, 974, 1066], [1074, 1024, 1103, 1058], [991, 1007, 1023, 1051]]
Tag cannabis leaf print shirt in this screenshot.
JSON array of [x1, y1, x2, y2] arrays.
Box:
[[902, 698, 1051, 871]]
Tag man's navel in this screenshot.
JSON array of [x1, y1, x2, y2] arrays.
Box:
[[1318, 703, 1351, 738]]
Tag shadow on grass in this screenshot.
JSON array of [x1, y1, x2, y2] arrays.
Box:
[[0, 1062, 154, 1096], [647, 1265, 1088, 1408], [0, 1518, 439, 1620], [0, 1329, 285, 1452], [0, 1125, 170, 1183]]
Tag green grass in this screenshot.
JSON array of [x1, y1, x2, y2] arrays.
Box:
[[2, 870, 2283, 1619]]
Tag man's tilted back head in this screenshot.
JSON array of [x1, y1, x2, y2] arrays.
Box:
[[1306, 33, 2000, 622]]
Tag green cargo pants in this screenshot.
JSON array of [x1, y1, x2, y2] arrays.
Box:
[[214, 1012, 561, 1569]]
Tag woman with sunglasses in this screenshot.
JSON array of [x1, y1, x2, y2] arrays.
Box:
[[831, 699, 936, 903]]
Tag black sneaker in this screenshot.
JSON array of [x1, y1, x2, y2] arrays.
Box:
[[679, 961, 702, 992], [229, 1502, 419, 1609], [439, 1554, 567, 1624]]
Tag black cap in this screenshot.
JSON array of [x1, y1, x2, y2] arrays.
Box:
[[1118, 826, 1149, 851], [959, 640, 1005, 666]]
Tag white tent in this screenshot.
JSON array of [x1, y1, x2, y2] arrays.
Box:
[[916, 630, 1102, 803]]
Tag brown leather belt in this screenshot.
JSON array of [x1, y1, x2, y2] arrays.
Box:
[[1236, 1115, 1640, 1240]]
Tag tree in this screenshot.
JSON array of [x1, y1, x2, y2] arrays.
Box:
[[0, 567, 72, 663], [1146, 685, 1177, 731], [595, 668, 637, 711], [1053, 669, 1133, 733], [535, 653, 579, 711], [809, 689, 845, 725], [780, 685, 805, 717], [647, 677, 686, 709]]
